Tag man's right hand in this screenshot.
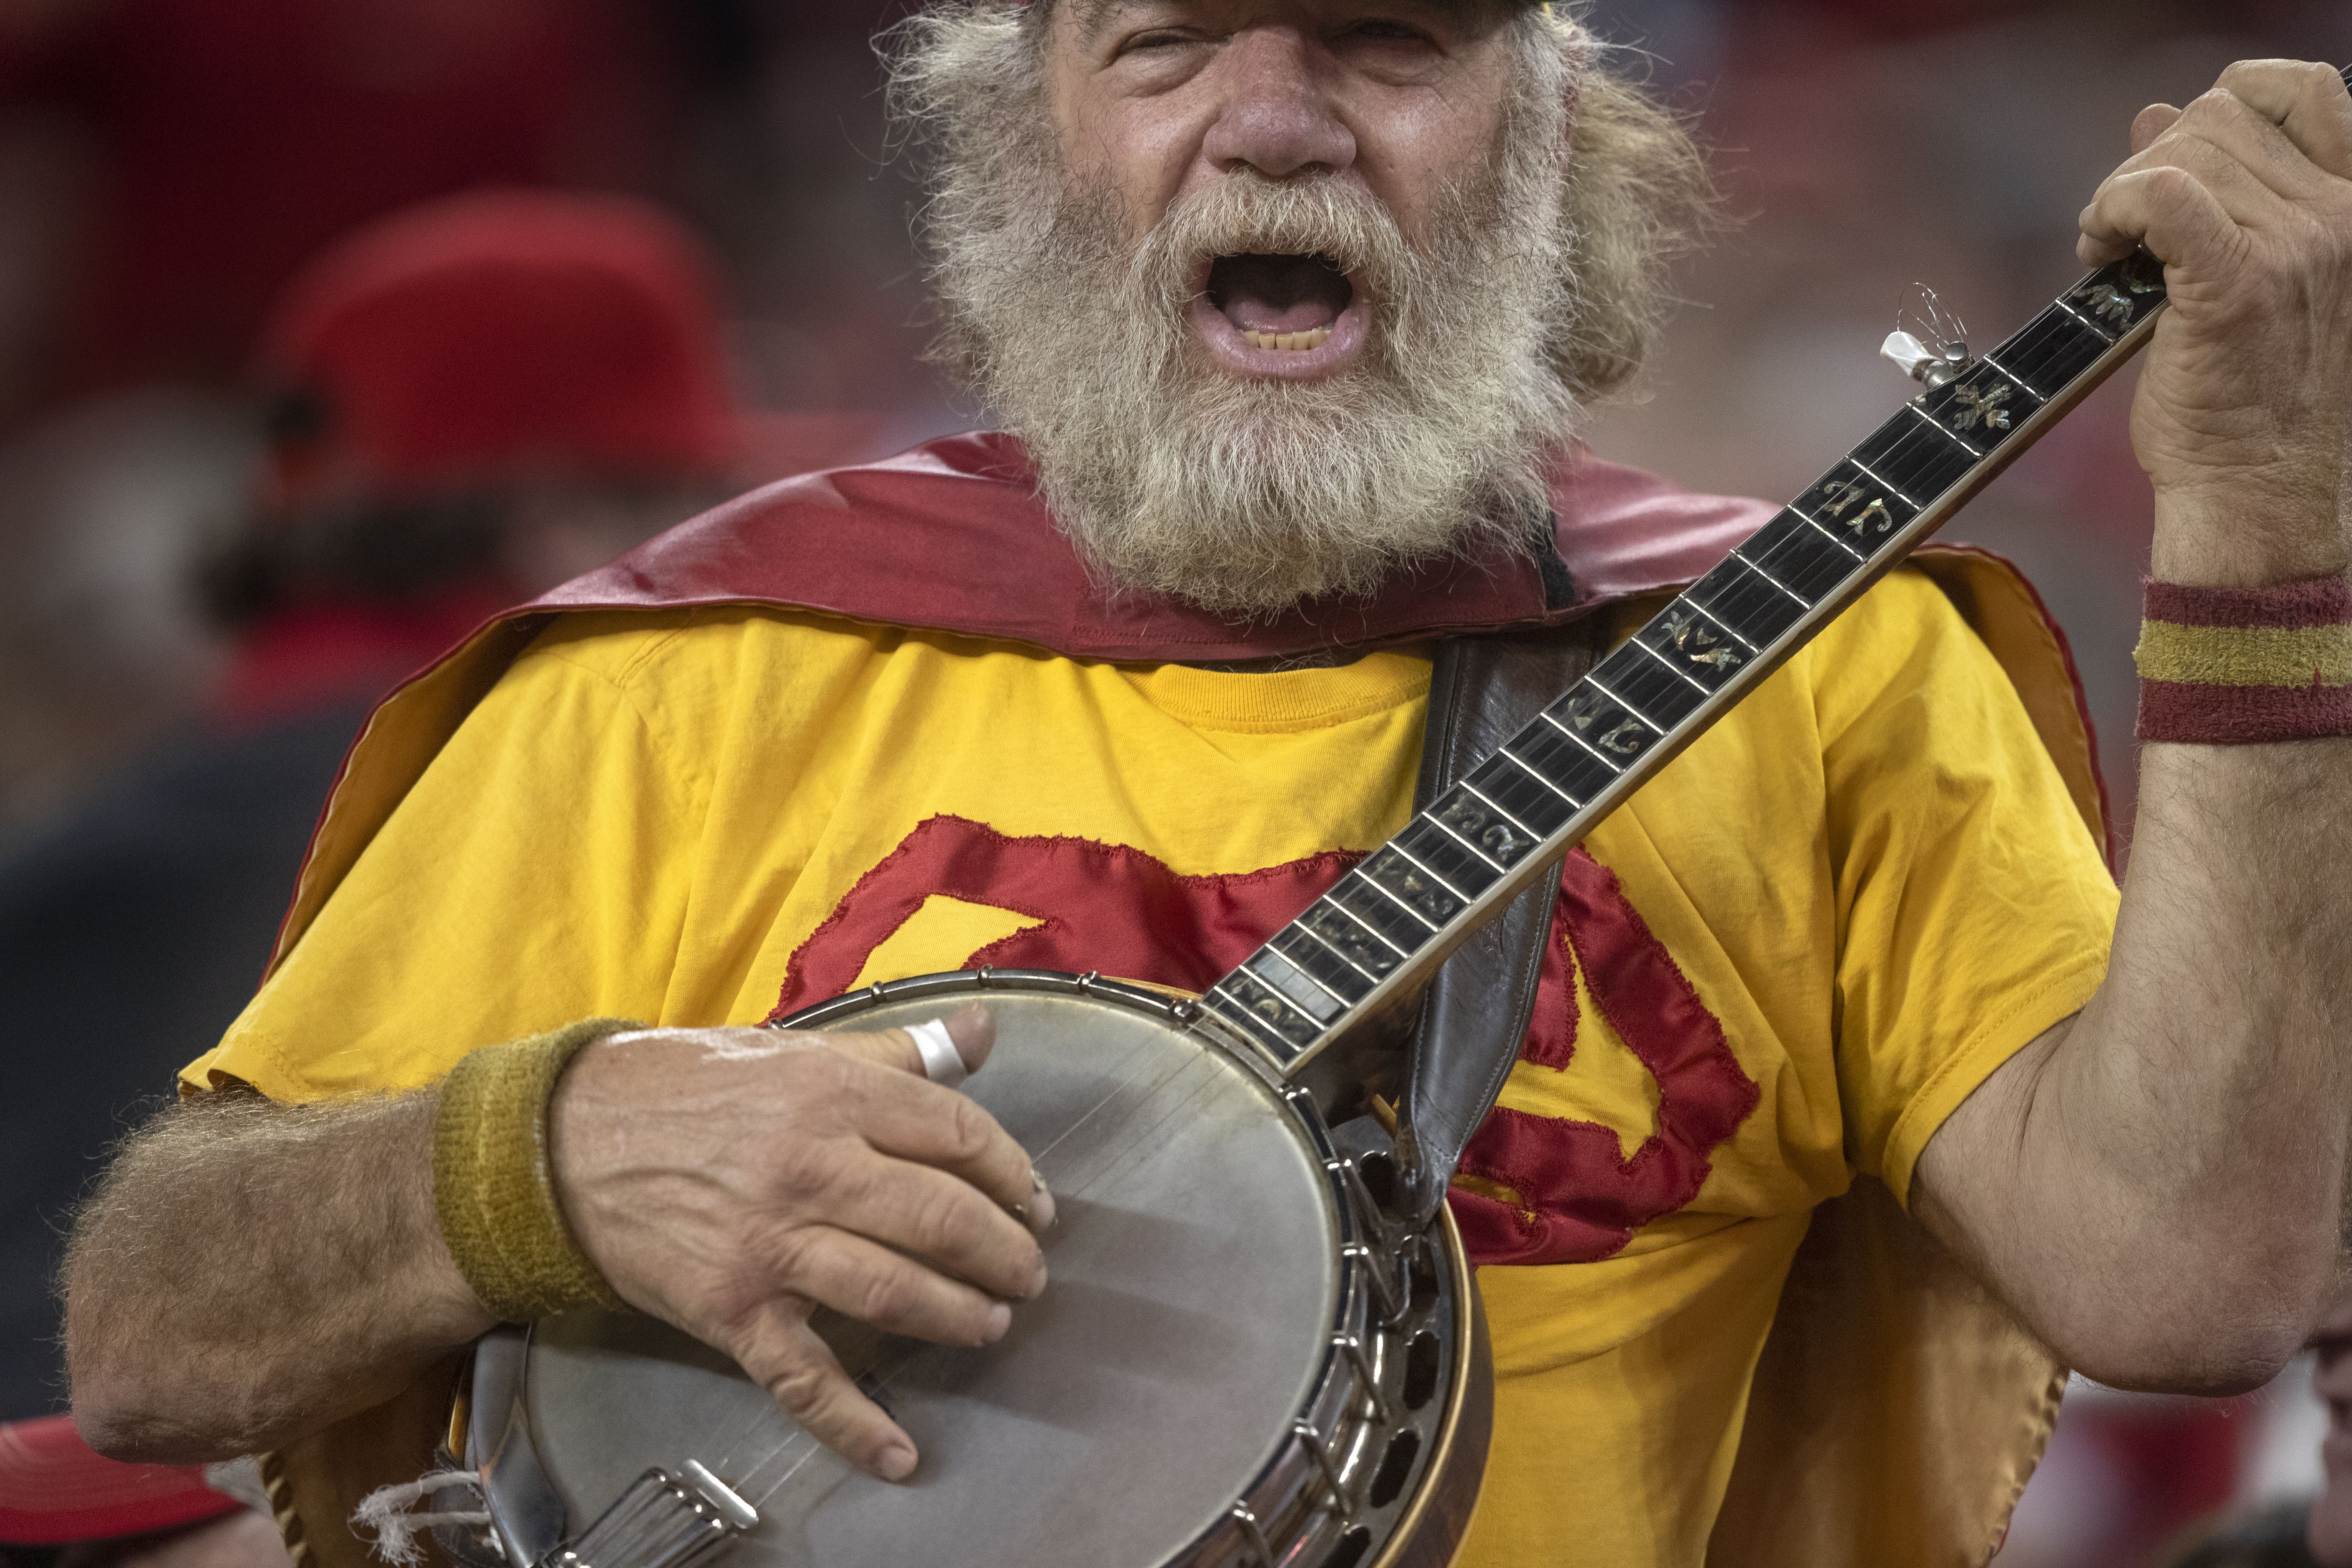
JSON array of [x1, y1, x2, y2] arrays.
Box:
[[549, 1001, 1048, 1481]]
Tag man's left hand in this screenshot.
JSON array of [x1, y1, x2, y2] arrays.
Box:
[[2079, 59, 2352, 586]]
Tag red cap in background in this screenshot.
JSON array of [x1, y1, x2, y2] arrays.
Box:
[[0, 1416, 243, 1545], [260, 189, 739, 511]]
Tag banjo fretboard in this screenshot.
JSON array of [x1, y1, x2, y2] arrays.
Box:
[[1201, 245, 2172, 1074]]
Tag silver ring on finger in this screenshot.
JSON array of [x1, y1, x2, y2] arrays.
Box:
[[908, 1017, 968, 1089]]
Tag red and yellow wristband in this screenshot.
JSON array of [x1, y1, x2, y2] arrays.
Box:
[[2135, 576, 2352, 744]]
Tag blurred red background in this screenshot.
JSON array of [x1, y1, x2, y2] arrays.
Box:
[[0, 2, 2346, 1562]]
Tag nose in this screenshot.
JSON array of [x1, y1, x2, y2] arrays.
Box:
[[1199, 27, 1357, 181]]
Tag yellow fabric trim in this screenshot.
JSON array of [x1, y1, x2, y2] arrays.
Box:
[[1878, 954, 2108, 1210], [2135, 619, 2352, 687], [432, 1017, 638, 1321]]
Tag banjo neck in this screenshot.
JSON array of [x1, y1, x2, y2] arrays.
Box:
[[1197, 245, 2174, 1084]]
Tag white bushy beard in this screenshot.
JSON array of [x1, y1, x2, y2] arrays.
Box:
[[932, 54, 1581, 617]]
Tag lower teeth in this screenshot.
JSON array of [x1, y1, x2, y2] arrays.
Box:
[[1241, 326, 1331, 352]]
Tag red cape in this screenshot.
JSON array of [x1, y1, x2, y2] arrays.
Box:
[[536, 431, 1771, 658], [262, 432, 2110, 973]]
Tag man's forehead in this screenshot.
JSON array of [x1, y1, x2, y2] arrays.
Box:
[[1050, 0, 1530, 47]]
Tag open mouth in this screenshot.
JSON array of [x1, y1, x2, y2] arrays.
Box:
[[1208, 252, 1349, 348], [1192, 252, 1365, 375]]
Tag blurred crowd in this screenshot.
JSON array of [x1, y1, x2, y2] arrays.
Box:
[[0, 1, 2349, 1566]]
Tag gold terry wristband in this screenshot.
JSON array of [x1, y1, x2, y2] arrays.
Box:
[[433, 1017, 641, 1321]]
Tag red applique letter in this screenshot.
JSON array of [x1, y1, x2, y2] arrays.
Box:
[[768, 814, 1359, 1018], [1447, 849, 1760, 1265]]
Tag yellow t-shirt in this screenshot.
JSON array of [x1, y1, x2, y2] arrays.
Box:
[[189, 567, 2117, 1568]]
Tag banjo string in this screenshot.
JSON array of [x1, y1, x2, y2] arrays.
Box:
[[703, 1038, 1205, 1479], [726, 1059, 1226, 1499], [699, 1035, 1191, 1476], [718, 1051, 1236, 1500], [740, 1062, 1231, 1508]]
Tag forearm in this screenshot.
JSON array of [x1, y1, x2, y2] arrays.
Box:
[[65, 1090, 496, 1463], [1923, 730, 2352, 1391], [2079, 738, 2349, 1343]]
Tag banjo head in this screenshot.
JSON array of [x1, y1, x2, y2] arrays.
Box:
[[471, 971, 1486, 1568]]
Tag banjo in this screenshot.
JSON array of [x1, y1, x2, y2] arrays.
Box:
[[454, 240, 2177, 1568]]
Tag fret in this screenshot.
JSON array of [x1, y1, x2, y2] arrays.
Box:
[[1589, 641, 1706, 730], [1976, 349, 2040, 401], [1628, 627, 1718, 695], [1432, 782, 1543, 867], [1292, 899, 1402, 979], [1845, 455, 1918, 508], [1491, 744, 1583, 807], [1684, 597, 1757, 654], [1458, 779, 1543, 845], [2069, 253, 2167, 335], [1916, 360, 2046, 457], [1726, 547, 1811, 609], [1300, 895, 1408, 967], [1847, 417, 1976, 512], [1252, 956, 1355, 1028], [1357, 848, 1462, 927], [1996, 304, 2113, 392], [1423, 810, 1509, 873], [1396, 817, 1507, 898], [1905, 399, 1984, 459], [1582, 670, 1665, 736], [1538, 705, 1626, 772], [1208, 974, 1317, 1053], [1482, 746, 1586, 826], [1632, 603, 1752, 694], [1788, 502, 1869, 562], [1741, 509, 1868, 605], [1795, 463, 1908, 551], [1683, 553, 1808, 646], [1348, 863, 1442, 932], [1258, 931, 1368, 1007], [1464, 755, 1576, 839], [2051, 294, 2115, 342], [1199, 992, 1292, 1059], [1979, 255, 2165, 401], [1324, 875, 1433, 957], [1387, 835, 1488, 904], [1242, 948, 1349, 1023], [1555, 686, 1659, 765], [1282, 919, 1384, 988], [1859, 424, 1975, 505], [1284, 924, 1384, 991], [1504, 720, 1623, 807]]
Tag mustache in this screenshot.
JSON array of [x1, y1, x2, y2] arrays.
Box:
[[1130, 175, 1419, 310]]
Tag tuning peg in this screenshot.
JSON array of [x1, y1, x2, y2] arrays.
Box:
[[1882, 330, 1970, 390]]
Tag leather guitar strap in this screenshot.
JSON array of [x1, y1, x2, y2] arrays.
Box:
[[1397, 618, 1602, 1225]]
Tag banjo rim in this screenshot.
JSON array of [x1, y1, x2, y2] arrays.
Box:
[[467, 967, 1493, 1568]]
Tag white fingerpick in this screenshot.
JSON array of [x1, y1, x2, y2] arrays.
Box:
[[909, 1017, 968, 1088]]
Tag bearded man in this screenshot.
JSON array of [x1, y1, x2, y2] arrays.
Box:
[[56, 3, 2352, 1566]]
